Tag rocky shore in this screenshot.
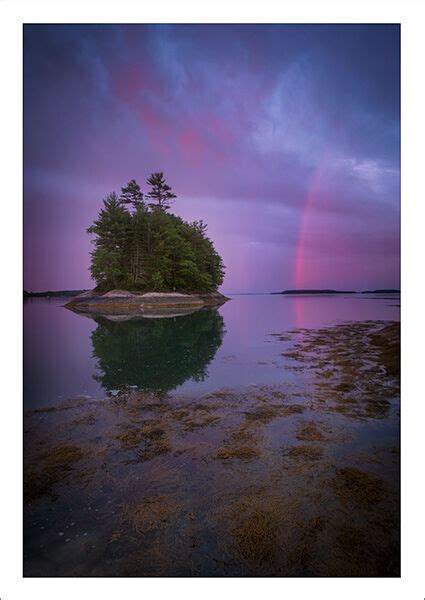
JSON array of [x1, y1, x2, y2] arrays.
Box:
[[64, 289, 230, 318]]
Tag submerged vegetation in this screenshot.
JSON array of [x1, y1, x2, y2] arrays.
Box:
[[279, 320, 400, 420], [24, 319, 399, 576], [88, 174, 225, 293], [24, 443, 84, 503]]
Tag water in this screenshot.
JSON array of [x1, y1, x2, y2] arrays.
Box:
[[24, 293, 400, 408], [24, 293, 400, 576]]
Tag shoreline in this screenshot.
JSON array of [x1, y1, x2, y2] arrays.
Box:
[[64, 290, 230, 318]]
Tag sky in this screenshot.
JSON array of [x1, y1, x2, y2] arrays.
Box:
[[24, 24, 400, 293]]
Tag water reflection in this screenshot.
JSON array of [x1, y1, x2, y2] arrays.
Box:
[[23, 295, 400, 408], [91, 309, 226, 393]]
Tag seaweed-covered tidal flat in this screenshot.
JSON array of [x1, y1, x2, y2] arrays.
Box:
[[24, 319, 400, 577]]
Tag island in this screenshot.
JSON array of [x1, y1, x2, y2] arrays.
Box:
[[271, 289, 357, 295], [361, 289, 400, 294], [64, 174, 229, 317]]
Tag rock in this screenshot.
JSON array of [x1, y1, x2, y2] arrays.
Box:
[[101, 290, 137, 298], [73, 290, 98, 300], [141, 292, 189, 298], [64, 289, 230, 318]]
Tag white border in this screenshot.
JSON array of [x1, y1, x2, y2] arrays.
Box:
[[1, 1, 424, 599]]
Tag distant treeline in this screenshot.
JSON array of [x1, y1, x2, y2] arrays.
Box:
[[87, 174, 225, 293], [361, 289, 400, 294], [273, 289, 356, 295], [272, 289, 400, 295]]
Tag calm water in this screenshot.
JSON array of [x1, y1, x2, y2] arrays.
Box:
[[24, 294, 400, 409], [24, 293, 400, 576]]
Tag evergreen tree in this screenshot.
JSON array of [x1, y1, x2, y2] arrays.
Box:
[[87, 175, 225, 293], [146, 172, 176, 211], [87, 193, 132, 290], [119, 179, 144, 210]]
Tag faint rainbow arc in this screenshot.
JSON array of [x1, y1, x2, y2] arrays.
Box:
[[293, 162, 325, 290]]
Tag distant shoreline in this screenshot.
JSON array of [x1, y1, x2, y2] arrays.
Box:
[[272, 289, 356, 295], [24, 289, 88, 298], [271, 289, 400, 295], [24, 288, 400, 299]]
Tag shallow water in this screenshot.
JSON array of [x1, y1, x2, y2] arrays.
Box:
[[24, 294, 400, 576], [24, 293, 399, 408]]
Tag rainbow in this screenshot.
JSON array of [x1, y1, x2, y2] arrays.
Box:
[[293, 162, 325, 290]]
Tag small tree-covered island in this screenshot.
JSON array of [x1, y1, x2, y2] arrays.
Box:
[[66, 173, 229, 317]]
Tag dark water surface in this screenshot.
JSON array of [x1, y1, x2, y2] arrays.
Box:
[[24, 294, 399, 408], [24, 294, 400, 576]]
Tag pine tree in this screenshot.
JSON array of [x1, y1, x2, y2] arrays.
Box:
[[87, 193, 132, 290], [119, 179, 144, 210], [87, 175, 225, 293], [119, 180, 149, 286], [146, 172, 177, 211]]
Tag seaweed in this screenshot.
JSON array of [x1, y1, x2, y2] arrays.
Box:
[[215, 446, 260, 460], [24, 443, 84, 503], [331, 467, 387, 509]]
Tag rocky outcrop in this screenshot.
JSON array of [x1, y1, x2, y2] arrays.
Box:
[[64, 290, 230, 318]]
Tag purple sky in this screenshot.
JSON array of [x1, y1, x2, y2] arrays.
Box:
[[24, 24, 400, 293]]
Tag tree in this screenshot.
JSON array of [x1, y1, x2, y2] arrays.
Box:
[[146, 172, 177, 211], [151, 271, 165, 291], [87, 175, 225, 293], [119, 179, 144, 211], [87, 193, 132, 290]]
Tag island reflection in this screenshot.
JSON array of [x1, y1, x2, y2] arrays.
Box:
[[90, 308, 226, 394]]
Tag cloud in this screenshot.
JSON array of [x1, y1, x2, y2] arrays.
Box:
[[24, 24, 400, 291]]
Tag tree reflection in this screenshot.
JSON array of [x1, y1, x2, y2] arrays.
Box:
[[91, 309, 225, 393]]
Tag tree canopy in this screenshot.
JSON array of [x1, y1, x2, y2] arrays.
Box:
[[87, 173, 225, 293]]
